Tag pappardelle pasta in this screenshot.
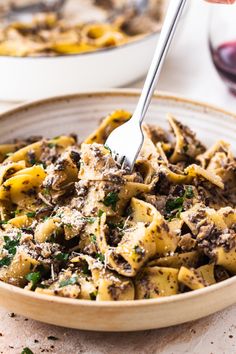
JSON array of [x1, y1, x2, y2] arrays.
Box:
[[0, 13, 133, 57], [0, 110, 235, 301]]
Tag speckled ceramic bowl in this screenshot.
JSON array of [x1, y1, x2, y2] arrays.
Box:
[[0, 90, 235, 331]]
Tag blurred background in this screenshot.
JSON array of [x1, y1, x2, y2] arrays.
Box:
[[0, 0, 235, 112]]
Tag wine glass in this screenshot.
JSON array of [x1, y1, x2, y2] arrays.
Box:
[[208, 4, 236, 95]]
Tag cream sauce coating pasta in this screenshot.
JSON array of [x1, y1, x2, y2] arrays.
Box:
[[0, 110, 235, 301]]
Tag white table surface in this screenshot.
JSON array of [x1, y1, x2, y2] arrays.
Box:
[[0, 1, 235, 353]]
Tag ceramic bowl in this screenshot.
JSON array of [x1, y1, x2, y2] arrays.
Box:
[[0, 90, 235, 331], [0, 33, 161, 102]]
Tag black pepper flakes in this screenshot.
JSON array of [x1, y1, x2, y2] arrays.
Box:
[[8, 312, 16, 318], [47, 335, 59, 341]]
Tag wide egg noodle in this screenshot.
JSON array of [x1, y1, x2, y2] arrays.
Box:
[[96, 198, 178, 277]]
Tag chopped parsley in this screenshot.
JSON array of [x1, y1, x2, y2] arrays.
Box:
[[90, 234, 97, 244], [47, 143, 57, 149], [13, 209, 22, 217], [25, 272, 41, 287], [26, 212, 36, 218], [0, 256, 11, 267], [81, 217, 96, 224], [21, 348, 34, 354], [166, 197, 184, 215], [82, 263, 90, 275], [98, 209, 104, 217], [59, 276, 78, 288], [102, 192, 119, 211], [89, 290, 98, 300], [185, 186, 194, 199], [3, 234, 21, 255], [165, 186, 194, 220], [95, 253, 105, 262], [27, 151, 36, 165], [104, 145, 111, 154], [55, 252, 69, 261]]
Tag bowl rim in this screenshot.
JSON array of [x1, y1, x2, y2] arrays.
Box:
[[1, 89, 236, 119], [0, 88, 235, 308]]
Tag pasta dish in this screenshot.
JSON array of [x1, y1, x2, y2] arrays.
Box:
[[0, 110, 235, 301], [0, 13, 134, 57], [0, 0, 165, 57]]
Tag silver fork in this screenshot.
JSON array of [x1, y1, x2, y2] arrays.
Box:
[[105, 0, 187, 171]]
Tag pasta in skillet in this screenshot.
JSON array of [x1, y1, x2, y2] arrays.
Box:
[[0, 13, 132, 57], [0, 110, 235, 301], [0, 0, 166, 57]]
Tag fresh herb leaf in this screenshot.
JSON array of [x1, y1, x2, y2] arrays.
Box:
[[55, 253, 69, 261], [0, 220, 8, 225], [90, 234, 96, 244], [165, 186, 194, 220], [82, 263, 90, 275], [21, 348, 34, 354], [28, 157, 36, 165], [59, 276, 78, 288], [3, 234, 20, 255], [102, 192, 119, 211], [25, 272, 41, 287], [95, 253, 105, 262], [81, 217, 96, 224], [185, 186, 194, 199], [26, 212, 36, 218], [98, 209, 104, 217], [0, 256, 11, 267], [13, 209, 21, 217], [165, 197, 184, 214], [104, 145, 111, 154], [89, 290, 98, 300], [48, 143, 56, 149]]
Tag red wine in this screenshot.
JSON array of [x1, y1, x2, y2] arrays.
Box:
[[210, 41, 236, 94]]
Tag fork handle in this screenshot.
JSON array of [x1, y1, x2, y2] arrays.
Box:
[[132, 0, 187, 124]]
